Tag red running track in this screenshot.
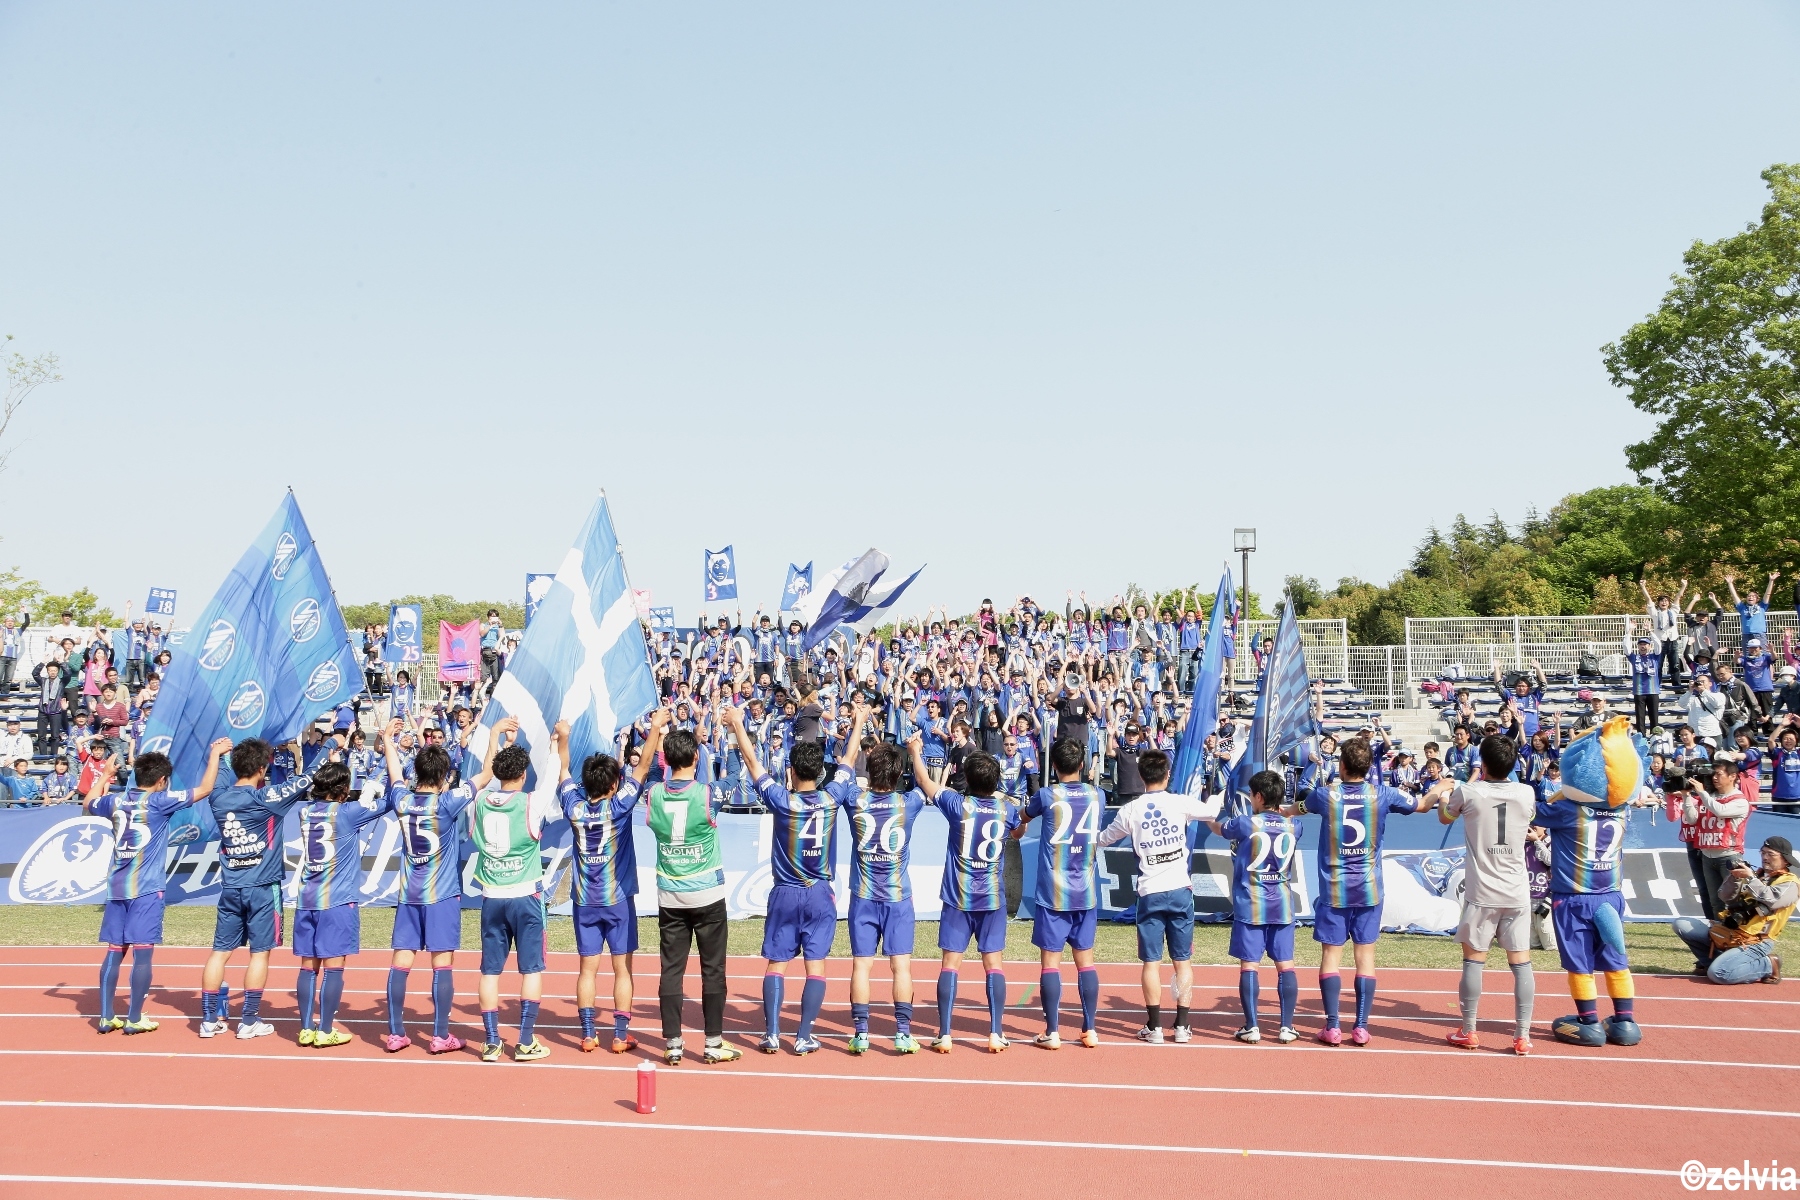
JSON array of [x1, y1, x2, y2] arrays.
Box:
[[0, 946, 1793, 1199]]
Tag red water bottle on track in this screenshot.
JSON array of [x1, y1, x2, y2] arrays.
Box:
[[636, 1060, 656, 1114]]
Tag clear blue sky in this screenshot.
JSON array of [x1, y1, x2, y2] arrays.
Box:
[[2, 3, 1797, 625]]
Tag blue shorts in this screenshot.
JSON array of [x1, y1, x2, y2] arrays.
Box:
[[847, 896, 915, 958], [763, 884, 836, 962], [1551, 892, 1629, 975], [99, 894, 164, 947], [1031, 906, 1098, 953], [1135, 888, 1194, 962], [938, 906, 1008, 954], [212, 885, 283, 953], [573, 897, 639, 958], [1229, 920, 1296, 964], [480, 895, 547, 976], [392, 897, 464, 954], [1312, 902, 1382, 947], [294, 905, 361, 959]]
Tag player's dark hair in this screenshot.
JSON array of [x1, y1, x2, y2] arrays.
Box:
[[582, 752, 622, 797], [230, 738, 272, 780], [134, 752, 172, 788], [788, 740, 825, 785], [413, 744, 452, 789], [1338, 737, 1372, 780], [662, 730, 699, 770], [1477, 735, 1517, 780], [492, 744, 531, 785], [1049, 738, 1085, 779], [1138, 749, 1170, 786], [866, 742, 905, 792], [311, 761, 352, 801], [964, 751, 1000, 797], [1249, 769, 1284, 808]]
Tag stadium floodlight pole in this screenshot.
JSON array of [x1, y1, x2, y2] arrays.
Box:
[[1234, 526, 1256, 623]]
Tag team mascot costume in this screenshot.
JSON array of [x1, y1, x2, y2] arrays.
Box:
[[1534, 716, 1650, 1047]]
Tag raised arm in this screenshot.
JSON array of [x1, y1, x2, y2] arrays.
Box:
[[380, 718, 407, 787], [192, 737, 234, 801], [722, 703, 766, 784], [630, 708, 672, 785], [905, 730, 941, 799], [1725, 574, 1742, 607], [468, 715, 519, 791], [551, 718, 571, 785]]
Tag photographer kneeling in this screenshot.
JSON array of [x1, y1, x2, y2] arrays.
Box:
[[1671, 836, 1796, 985]]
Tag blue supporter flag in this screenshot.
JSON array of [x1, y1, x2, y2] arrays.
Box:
[[793, 549, 922, 651], [1227, 598, 1316, 813], [383, 604, 423, 663], [780, 562, 813, 611], [139, 493, 362, 790], [704, 546, 738, 602], [465, 495, 659, 804], [1172, 567, 1234, 795], [648, 606, 676, 633], [143, 588, 177, 618]]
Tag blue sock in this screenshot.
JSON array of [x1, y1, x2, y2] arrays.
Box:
[[762, 973, 785, 1039], [1320, 973, 1342, 1027], [127, 948, 154, 1023], [579, 1006, 598, 1040], [519, 999, 539, 1045], [936, 970, 958, 1038], [613, 1009, 631, 1040], [894, 1001, 912, 1037], [99, 949, 123, 1022], [386, 968, 409, 1037], [1353, 974, 1376, 1029], [1575, 998, 1599, 1024], [241, 990, 263, 1026], [297, 969, 317, 1031], [1277, 969, 1298, 1029], [200, 986, 215, 1025], [216, 985, 229, 1024], [1041, 970, 1063, 1036], [1239, 970, 1260, 1029], [1077, 968, 1099, 1032], [851, 1002, 870, 1035], [798, 976, 826, 1040], [985, 971, 1006, 1036], [432, 969, 454, 1040], [482, 1009, 500, 1044], [320, 968, 344, 1034]]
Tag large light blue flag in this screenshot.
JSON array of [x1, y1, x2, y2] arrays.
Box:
[[466, 495, 659, 803], [140, 493, 362, 788], [703, 546, 737, 602], [780, 562, 813, 611], [1227, 597, 1316, 815], [1172, 568, 1234, 795]]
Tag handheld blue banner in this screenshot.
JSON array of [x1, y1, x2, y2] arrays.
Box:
[[704, 547, 737, 602], [383, 604, 423, 663], [144, 588, 177, 618], [780, 562, 813, 611]]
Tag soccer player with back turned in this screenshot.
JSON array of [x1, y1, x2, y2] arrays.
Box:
[[1018, 737, 1107, 1049]]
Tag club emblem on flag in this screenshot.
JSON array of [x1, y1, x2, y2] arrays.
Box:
[[227, 679, 266, 729], [270, 532, 299, 581], [304, 660, 342, 702], [197, 619, 237, 672], [289, 597, 322, 643]]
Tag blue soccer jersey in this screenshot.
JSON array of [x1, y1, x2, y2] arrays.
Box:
[[1221, 811, 1299, 925], [210, 776, 315, 889], [932, 789, 1020, 912], [756, 774, 837, 890], [91, 788, 197, 900], [295, 791, 392, 910], [559, 776, 642, 908], [1531, 800, 1626, 895], [394, 782, 479, 905], [1023, 782, 1104, 911], [828, 780, 925, 903], [1302, 780, 1418, 908]]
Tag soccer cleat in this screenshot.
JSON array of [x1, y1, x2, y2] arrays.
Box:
[[757, 1034, 781, 1055], [383, 1032, 411, 1053], [1551, 1015, 1607, 1047], [1512, 1036, 1532, 1056], [792, 1035, 822, 1056], [1604, 1016, 1642, 1047], [664, 1038, 684, 1066], [1170, 1025, 1192, 1044], [580, 1037, 601, 1053], [197, 1020, 226, 1039], [428, 1035, 463, 1055], [480, 1042, 504, 1063], [1034, 1032, 1061, 1050], [297, 1028, 317, 1047], [237, 1022, 274, 1041], [122, 1018, 159, 1035], [1233, 1025, 1261, 1044], [1079, 1029, 1100, 1049], [97, 1017, 125, 1035], [1447, 1029, 1480, 1050], [1316, 1026, 1343, 1046], [986, 1033, 1009, 1054], [932, 1036, 954, 1054], [1349, 1025, 1371, 1046], [610, 1033, 638, 1054], [703, 1041, 742, 1064], [847, 1033, 870, 1055], [313, 1029, 352, 1048], [513, 1039, 551, 1061], [894, 1033, 921, 1054], [1136, 1025, 1164, 1044], [1276, 1026, 1298, 1044]]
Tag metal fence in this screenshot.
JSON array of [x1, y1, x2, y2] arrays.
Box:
[[1402, 612, 1800, 683], [1347, 645, 1406, 708], [1233, 618, 1348, 683]]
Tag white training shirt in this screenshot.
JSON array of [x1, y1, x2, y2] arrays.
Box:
[[1446, 779, 1536, 909], [1098, 790, 1219, 896]]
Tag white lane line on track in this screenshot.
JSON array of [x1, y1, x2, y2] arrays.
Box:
[[0, 1100, 1677, 1177], [0, 1178, 559, 1200], [4, 1047, 1795, 1119]]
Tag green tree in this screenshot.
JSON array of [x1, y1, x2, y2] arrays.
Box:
[[38, 587, 118, 626], [1603, 163, 1800, 573], [1, 334, 63, 474], [341, 595, 525, 652]]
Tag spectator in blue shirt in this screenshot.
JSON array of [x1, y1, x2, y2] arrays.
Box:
[[1626, 635, 1662, 734], [1725, 571, 1779, 647]]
